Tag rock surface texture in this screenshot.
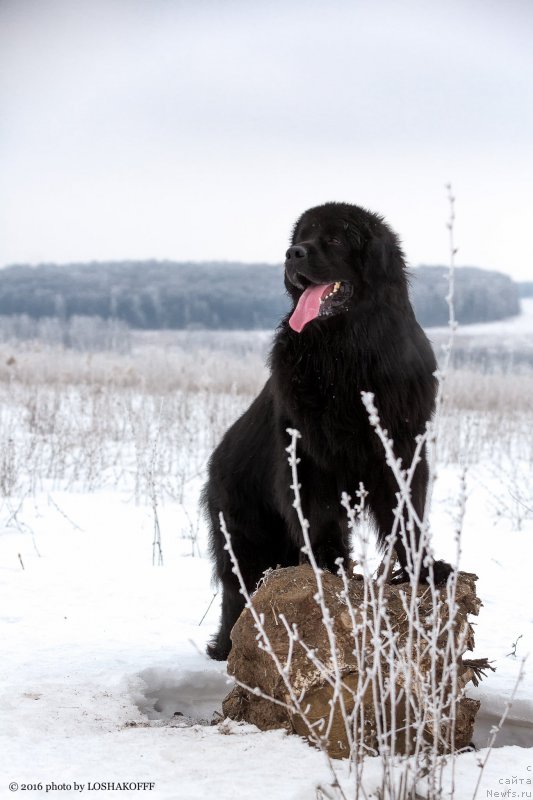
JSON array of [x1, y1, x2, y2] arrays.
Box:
[[223, 565, 482, 759]]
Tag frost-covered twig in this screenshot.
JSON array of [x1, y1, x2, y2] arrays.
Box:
[[505, 634, 523, 659], [219, 510, 349, 800], [286, 428, 355, 748], [424, 184, 459, 525], [47, 493, 85, 532], [149, 400, 164, 567], [471, 657, 527, 800], [198, 591, 218, 626]]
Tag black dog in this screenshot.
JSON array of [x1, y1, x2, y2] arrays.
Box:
[[203, 202, 451, 660]]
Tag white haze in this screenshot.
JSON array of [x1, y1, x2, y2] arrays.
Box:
[[1, 0, 532, 279]]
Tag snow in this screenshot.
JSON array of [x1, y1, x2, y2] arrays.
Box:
[[428, 298, 533, 338], [0, 490, 335, 799], [1, 306, 533, 798], [2, 478, 531, 797], [427, 298, 533, 367]]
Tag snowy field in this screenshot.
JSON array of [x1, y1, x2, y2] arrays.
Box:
[[1, 304, 532, 799]]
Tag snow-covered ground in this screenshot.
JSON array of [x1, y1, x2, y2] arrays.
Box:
[[427, 298, 533, 369], [2, 471, 532, 798], [1, 305, 532, 799], [427, 297, 533, 338]]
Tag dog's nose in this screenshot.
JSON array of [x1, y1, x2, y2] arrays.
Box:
[[285, 245, 307, 260]]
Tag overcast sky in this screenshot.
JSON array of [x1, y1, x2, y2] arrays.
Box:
[[1, 0, 532, 279]]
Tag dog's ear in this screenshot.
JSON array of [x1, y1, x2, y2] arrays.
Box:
[[364, 231, 406, 284]]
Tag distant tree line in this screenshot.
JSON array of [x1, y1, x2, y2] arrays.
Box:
[[412, 266, 520, 326], [518, 281, 533, 298], [0, 260, 520, 330]]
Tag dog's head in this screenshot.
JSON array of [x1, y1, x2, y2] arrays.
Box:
[[284, 202, 407, 333]]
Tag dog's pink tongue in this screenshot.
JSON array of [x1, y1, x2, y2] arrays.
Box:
[[289, 284, 332, 333]]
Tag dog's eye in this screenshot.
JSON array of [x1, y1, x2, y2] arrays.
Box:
[[327, 237, 342, 246]]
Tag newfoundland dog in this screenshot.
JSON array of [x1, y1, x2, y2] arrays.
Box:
[[203, 202, 451, 660]]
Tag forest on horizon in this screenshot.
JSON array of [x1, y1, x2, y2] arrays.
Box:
[[0, 260, 523, 332]]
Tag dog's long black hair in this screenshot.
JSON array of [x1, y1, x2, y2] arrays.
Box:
[[203, 202, 450, 660]]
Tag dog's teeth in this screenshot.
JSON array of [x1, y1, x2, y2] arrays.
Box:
[[321, 284, 341, 303]]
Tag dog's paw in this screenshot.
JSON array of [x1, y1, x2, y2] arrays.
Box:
[[206, 638, 231, 661], [430, 559, 454, 586], [388, 560, 454, 586], [388, 567, 409, 585]]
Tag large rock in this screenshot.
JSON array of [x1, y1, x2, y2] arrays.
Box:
[[223, 565, 483, 759]]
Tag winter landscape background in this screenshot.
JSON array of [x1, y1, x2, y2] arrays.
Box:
[[2, 0, 532, 796], [0, 298, 532, 798]]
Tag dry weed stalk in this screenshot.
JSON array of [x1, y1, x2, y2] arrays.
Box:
[[221, 415, 473, 799], [217, 187, 524, 800]]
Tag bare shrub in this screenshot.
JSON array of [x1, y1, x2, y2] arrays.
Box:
[[212, 188, 527, 799], [219, 424, 472, 799]]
